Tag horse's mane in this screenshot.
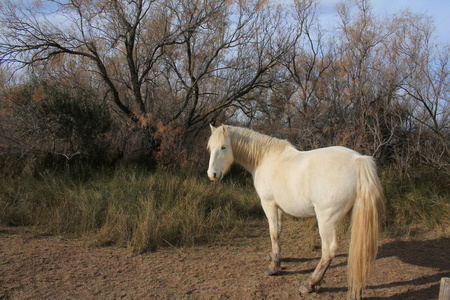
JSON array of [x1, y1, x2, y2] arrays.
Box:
[[226, 126, 292, 169]]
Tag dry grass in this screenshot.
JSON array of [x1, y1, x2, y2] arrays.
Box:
[[0, 166, 262, 252], [382, 168, 450, 237], [0, 165, 448, 252]]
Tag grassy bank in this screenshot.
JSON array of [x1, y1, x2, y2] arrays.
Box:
[[382, 168, 450, 236], [0, 166, 262, 252], [0, 166, 448, 251]]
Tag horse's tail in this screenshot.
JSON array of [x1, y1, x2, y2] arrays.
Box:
[[348, 156, 385, 299]]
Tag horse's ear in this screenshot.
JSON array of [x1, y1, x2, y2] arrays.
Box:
[[209, 124, 216, 133], [222, 125, 229, 136]]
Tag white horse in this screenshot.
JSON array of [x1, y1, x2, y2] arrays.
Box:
[[207, 125, 384, 299]]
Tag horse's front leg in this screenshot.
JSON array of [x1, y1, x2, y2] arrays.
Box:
[[261, 200, 282, 276], [267, 208, 283, 261]]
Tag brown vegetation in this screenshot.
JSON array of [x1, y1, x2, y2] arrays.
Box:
[[0, 0, 447, 179]]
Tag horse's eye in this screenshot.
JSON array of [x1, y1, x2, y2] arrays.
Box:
[[221, 146, 226, 150]]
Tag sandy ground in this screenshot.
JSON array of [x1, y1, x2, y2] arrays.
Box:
[[0, 219, 449, 299]]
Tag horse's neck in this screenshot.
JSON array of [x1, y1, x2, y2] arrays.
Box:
[[230, 128, 290, 173], [232, 147, 258, 173]]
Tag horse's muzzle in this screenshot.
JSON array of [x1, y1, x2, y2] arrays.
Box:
[[208, 172, 222, 182]]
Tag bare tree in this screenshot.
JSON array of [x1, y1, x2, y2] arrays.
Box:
[[156, 0, 295, 133], [282, 0, 335, 148], [0, 0, 294, 150], [389, 10, 450, 175]]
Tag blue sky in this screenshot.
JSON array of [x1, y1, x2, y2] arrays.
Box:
[[316, 0, 450, 45], [11, 0, 450, 45]]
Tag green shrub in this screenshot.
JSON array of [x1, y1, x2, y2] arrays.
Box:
[[0, 79, 111, 171], [40, 81, 111, 160]]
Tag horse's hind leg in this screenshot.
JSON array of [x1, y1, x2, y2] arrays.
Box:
[[261, 201, 282, 275], [299, 220, 338, 294]]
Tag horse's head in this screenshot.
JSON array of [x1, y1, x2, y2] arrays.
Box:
[[207, 124, 234, 181]]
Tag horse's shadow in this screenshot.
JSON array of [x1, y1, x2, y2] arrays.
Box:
[[362, 236, 450, 299], [279, 254, 347, 276], [279, 237, 450, 299], [377, 236, 450, 270]]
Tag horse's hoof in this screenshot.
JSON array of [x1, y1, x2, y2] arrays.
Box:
[[265, 268, 279, 276], [299, 284, 313, 294]]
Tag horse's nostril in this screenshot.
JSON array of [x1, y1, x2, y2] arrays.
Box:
[[213, 172, 217, 179]]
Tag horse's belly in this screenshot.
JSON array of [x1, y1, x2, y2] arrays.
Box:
[[273, 186, 316, 217], [277, 196, 316, 218]]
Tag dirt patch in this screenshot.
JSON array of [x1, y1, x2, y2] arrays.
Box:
[[0, 220, 448, 299]]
